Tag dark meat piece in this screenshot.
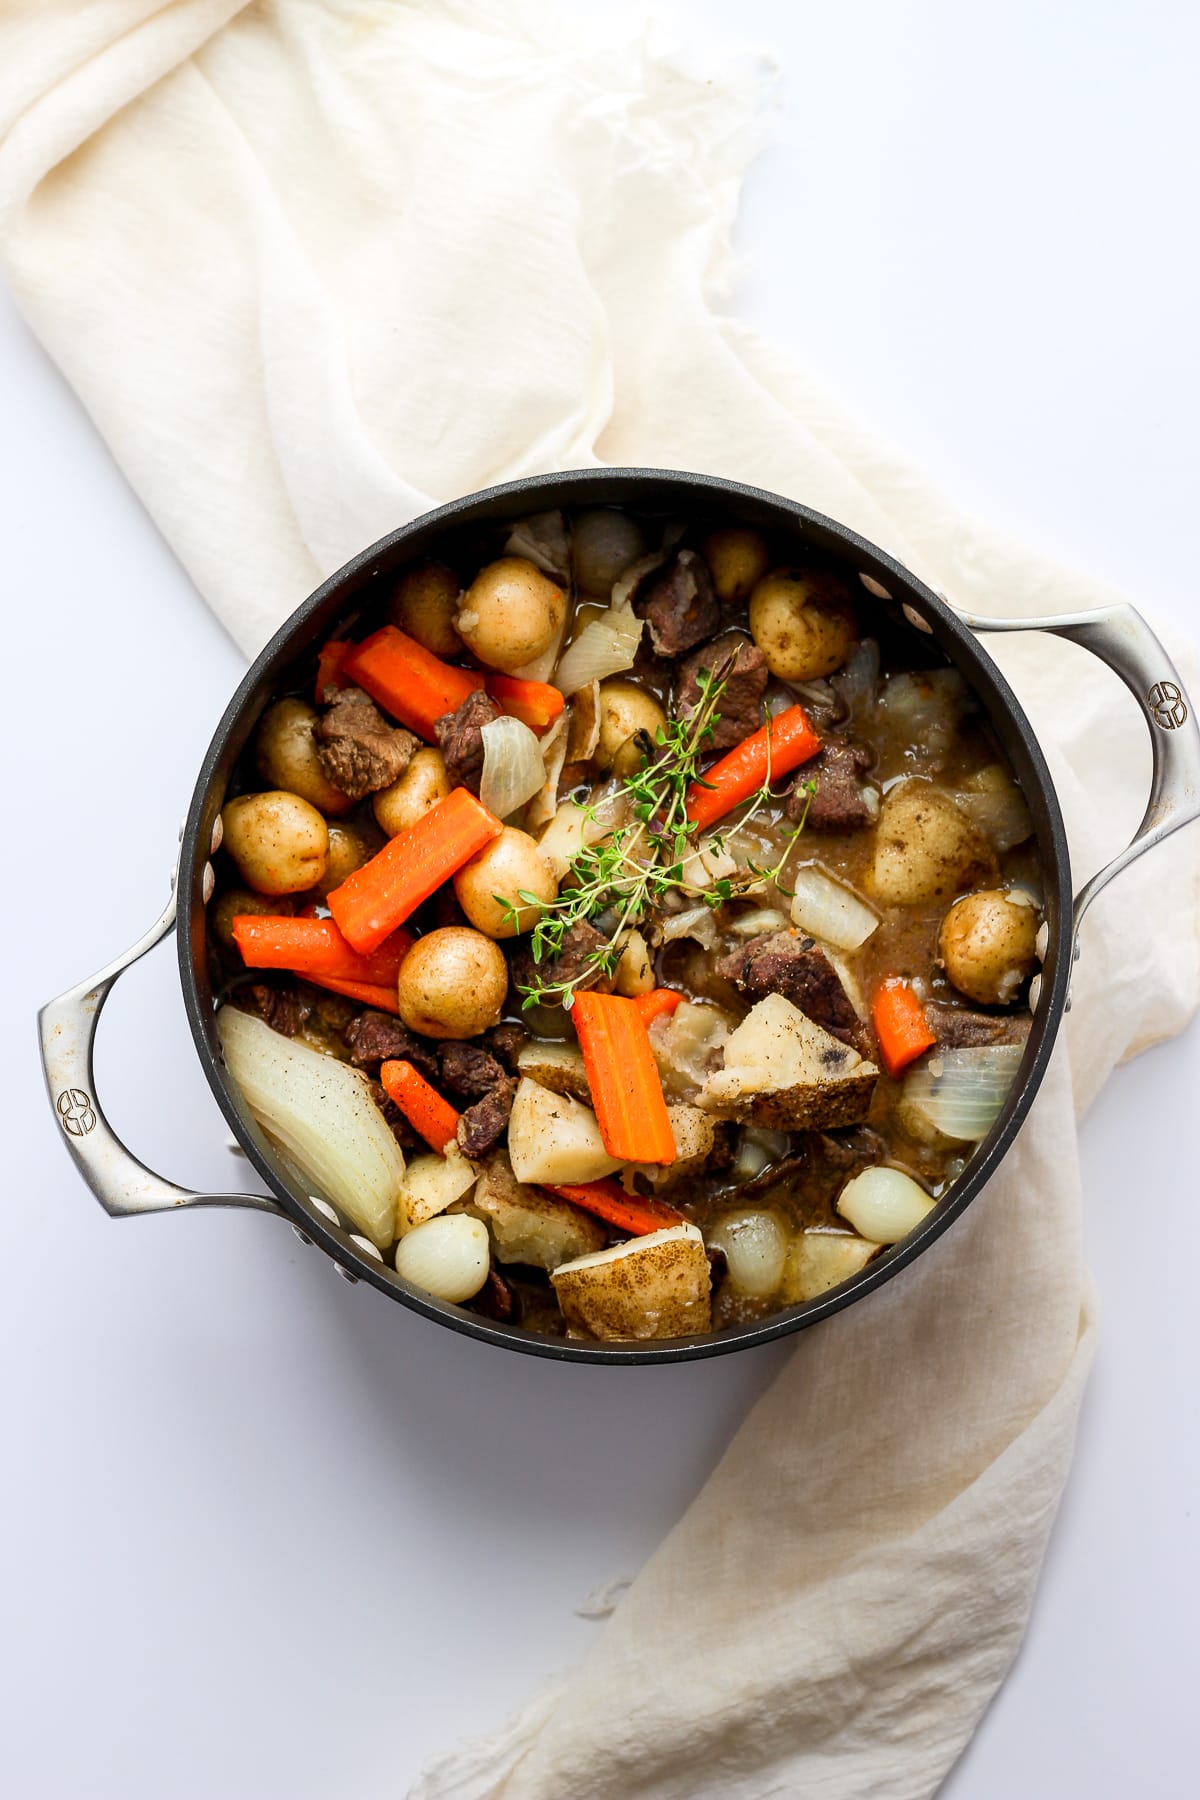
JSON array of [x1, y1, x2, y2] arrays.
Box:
[[366, 1078, 422, 1151], [926, 1002, 1032, 1049], [344, 1010, 440, 1082], [439, 1042, 507, 1101], [635, 549, 720, 657], [717, 932, 868, 1053], [314, 685, 418, 800], [675, 633, 768, 750], [738, 1125, 884, 1204], [483, 1022, 529, 1071], [508, 919, 617, 1003], [435, 689, 501, 795], [788, 734, 875, 832], [457, 1076, 518, 1159], [557, 759, 592, 800], [232, 982, 311, 1038], [467, 1264, 521, 1323]]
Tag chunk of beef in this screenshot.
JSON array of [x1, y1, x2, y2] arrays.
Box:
[[483, 1022, 529, 1071], [232, 982, 311, 1038], [457, 1076, 518, 1159], [788, 734, 875, 832], [508, 919, 617, 1003], [925, 1002, 1032, 1049], [675, 633, 768, 750], [344, 1010, 440, 1082], [738, 1125, 884, 1206], [366, 1078, 422, 1151], [435, 688, 501, 795], [635, 549, 719, 656], [439, 1042, 507, 1101], [467, 1265, 521, 1324], [314, 685, 418, 799], [717, 932, 868, 1053]]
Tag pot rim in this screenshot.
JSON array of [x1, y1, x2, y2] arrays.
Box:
[[178, 467, 1072, 1364]]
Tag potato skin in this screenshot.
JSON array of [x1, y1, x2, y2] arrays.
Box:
[[868, 780, 994, 906], [702, 528, 770, 606], [372, 747, 450, 837], [453, 827, 558, 938], [594, 679, 666, 777], [254, 698, 353, 817], [748, 568, 857, 680], [396, 928, 509, 1037], [938, 889, 1038, 1005], [208, 887, 293, 953], [454, 557, 566, 673], [221, 792, 329, 895], [388, 561, 462, 658], [313, 820, 384, 899]]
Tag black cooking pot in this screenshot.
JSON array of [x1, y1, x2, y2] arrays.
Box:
[[38, 471, 1200, 1362]]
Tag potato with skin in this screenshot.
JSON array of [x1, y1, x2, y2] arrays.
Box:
[[868, 780, 995, 906], [572, 509, 645, 595], [396, 928, 508, 1038], [748, 568, 858, 680], [454, 557, 566, 673], [208, 886, 294, 953], [388, 561, 462, 658], [221, 792, 329, 896], [595, 679, 666, 777], [372, 747, 450, 837], [938, 888, 1039, 1005], [551, 1224, 712, 1341], [254, 698, 354, 817], [453, 827, 558, 938], [702, 527, 770, 605], [312, 820, 385, 899]]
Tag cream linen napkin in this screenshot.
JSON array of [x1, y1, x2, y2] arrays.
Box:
[[3, 4, 1197, 1795]]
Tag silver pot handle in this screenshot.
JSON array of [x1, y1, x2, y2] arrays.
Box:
[[964, 601, 1200, 944], [38, 886, 283, 1221]]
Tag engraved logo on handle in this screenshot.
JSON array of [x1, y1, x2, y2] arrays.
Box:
[[57, 1088, 97, 1137], [1148, 681, 1188, 730]]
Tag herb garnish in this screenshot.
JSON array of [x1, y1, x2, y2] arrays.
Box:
[[502, 668, 812, 1009]]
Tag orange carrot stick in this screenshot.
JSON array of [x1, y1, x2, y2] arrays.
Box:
[[570, 992, 676, 1164], [379, 1059, 461, 1154], [685, 705, 821, 830], [544, 1179, 685, 1237], [484, 674, 566, 734], [231, 915, 413, 986], [327, 788, 503, 954], [315, 638, 352, 703], [343, 625, 483, 740], [305, 975, 403, 1014], [871, 978, 936, 1077], [632, 988, 684, 1027]]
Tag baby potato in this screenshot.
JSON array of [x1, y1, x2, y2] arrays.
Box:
[[702, 527, 770, 606], [454, 557, 566, 673], [748, 568, 858, 680], [388, 561, 462, 658], [572, 509, 645, 595], [868, 780, 994, 906], [595, 679, 666, 777], [221, 792, 329, 896], [453, 827, 558, 938], [938, 888, 1039, 1005], [312, 820, 385, 899], [208, 887, 293, 954], [373, 747, 450, 837], [254, 698, 354, 817], [397, 928, 509, 1037]]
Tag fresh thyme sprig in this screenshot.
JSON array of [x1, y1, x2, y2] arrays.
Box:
[[503, 668, 808, 1009]]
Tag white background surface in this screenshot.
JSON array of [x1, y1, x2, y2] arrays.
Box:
[[4, 2, 1198, 1796]]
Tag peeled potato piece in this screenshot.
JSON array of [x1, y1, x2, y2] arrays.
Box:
[[551, 1223, 712, 1341]]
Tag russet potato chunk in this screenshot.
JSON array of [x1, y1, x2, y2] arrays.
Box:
[[551, 1223, 712, 1341]]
